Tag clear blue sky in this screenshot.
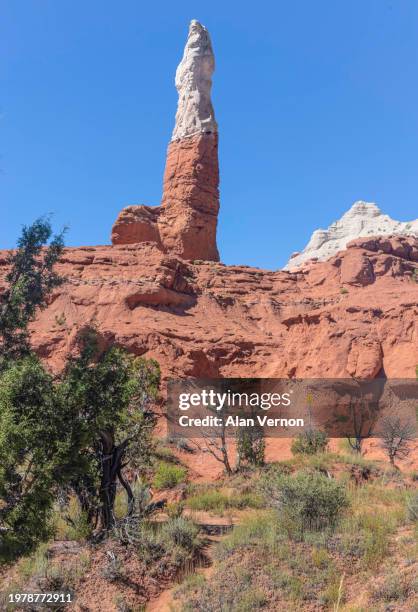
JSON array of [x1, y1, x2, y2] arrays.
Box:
[[1, 0, 417, 269]]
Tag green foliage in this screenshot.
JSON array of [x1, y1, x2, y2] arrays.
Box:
[[0, 220, 68, 559], [58, 330, 160, 530], [153, 461, 187, 490], [166, 501, 184, 519], [291, 428, 329, 455], [260, 470, 348, 535], [0, 218, 65, 363], [0, 221, 161, 559], [0, 357, 70, 559], [338, 511, 395, 567]]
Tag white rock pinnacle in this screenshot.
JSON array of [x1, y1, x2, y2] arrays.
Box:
[[171, 20, 217, 141], [284, 201, 418, 270]]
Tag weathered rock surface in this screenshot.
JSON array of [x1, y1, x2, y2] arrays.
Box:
[[111, 20, 220, 261], [111, 205, 162, 246], [1, 235, 416, 382], [158, 132, 219, 261], [285, 201, 418, 270], [171, 19, 217, 141]]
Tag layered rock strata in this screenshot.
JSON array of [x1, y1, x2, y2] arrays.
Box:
[[1, 235, 416, 382], [111, 20, 219, 261]]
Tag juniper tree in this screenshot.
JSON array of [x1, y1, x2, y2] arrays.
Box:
[[58, 327, 160, 531], [0, 219, 66, 559], [0, 221, 160, 559], [0, 218, 65, 364]]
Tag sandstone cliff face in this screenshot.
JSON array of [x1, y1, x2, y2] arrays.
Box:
[[1, 235, 416, 382], [111, 20, 220, 261], [285, 201, 418, 270]]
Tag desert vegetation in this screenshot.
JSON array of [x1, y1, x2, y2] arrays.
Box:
[[174, 453, 418, 611]]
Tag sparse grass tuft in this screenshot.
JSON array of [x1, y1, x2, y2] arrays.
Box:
[[186, 488, 263, 514], [153, 461, 187, 490], [406, 492, 418, 522]]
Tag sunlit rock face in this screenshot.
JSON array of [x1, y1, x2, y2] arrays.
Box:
[[111, 20, 220, 261], [171, 19, 217, 141], [285, 201, 418, 270]]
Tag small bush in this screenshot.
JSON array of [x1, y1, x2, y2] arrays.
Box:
[[153, 461, 187, 490], [291, 428, 329, 456], [261, 470, 348, 535], [161, 517, 200, 552], [237, 428, 265, 467], [135, 517, 201, 567]]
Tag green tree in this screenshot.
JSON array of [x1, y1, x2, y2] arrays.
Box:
[[0, 357, 68, 559], [0, 218, 65, 364], [0, 219, 66, 559], [0, 220, 160, 559], [59, 327, 160, 531]]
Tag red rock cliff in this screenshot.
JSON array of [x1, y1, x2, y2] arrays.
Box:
[[1, 235, 416, 382]]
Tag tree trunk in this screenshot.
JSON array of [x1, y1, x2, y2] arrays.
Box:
[[99, 432, 131, 530]]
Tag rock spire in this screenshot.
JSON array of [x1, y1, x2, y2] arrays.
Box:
[[112, 20, 220, 261]]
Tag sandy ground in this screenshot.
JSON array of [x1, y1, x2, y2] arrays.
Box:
[[171, 436, 418, 481]]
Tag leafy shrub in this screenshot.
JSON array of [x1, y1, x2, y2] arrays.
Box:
[[261, 471, 348, 535], [291, 428, 329, 455], [153, 461, 187, 490]]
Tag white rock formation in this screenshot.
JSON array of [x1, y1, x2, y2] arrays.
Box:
[[171, 20, 217, 141], [284, 201, 418, 270]]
